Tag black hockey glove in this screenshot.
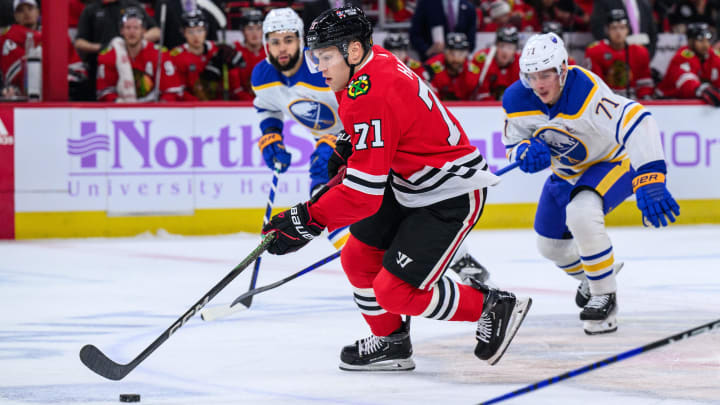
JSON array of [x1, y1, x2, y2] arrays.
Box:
[[262, 202, 325, 255], [327, 130, 353, 179], [213, 44, 246, 69], [696, 83, 720, 107]]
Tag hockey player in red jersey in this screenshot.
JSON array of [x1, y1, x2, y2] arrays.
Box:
[[0, 0, 86, 98], [656, 23, 720, 106], [470, 26, 521, 101], [382, 33, 429, 82], [261, 6, 531, 371], [170, 10, 246, 101], [96, 8, 183, 102], [234, 9, 266, 100], [426, 32, 480, 101], [585, 9, 653, 99]]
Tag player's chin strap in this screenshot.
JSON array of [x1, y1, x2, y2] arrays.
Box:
[[344, 42, 371, 84]]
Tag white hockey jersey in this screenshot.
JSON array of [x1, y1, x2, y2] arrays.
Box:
[[251, 54, 343, 137], [502, 66, 665, 184]]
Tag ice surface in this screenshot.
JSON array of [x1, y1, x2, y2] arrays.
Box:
[[1, 226, 719, 404]]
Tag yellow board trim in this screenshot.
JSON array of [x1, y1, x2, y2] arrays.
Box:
[[583, 254, 614, 273], [596, 159, 631, 196], [13, 199, 720, 239], [622, 104, 644, 129]]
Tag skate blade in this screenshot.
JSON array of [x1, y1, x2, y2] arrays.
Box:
[[487, 297, 532, 366], [338, 357, 415, 372], [584, 307, 618, 335]]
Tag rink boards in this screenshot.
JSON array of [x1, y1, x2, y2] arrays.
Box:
[[0, 101, 718, 239]]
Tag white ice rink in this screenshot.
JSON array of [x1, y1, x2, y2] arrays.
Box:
[[1, 226, 719, 405]]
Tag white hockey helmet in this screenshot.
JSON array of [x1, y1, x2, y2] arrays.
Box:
[[262, 7, 304, 50], [519, 33, 568, 88]]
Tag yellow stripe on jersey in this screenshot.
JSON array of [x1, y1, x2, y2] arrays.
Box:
[[556, 66, 598, 120], [294, 82, 331, 92], [506, 110, 544, 118], [596, 159, 631, 196], [252, 81, 283, 91], [622, 104, 644, 129], [583, 255, 615, 273]]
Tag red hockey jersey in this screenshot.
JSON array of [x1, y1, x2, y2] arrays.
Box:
[[426, 53, 480, 101], [0, 24, 84, 94], [309, 46, 498, 231], [170, 41, 245, 101], [469, 47, 521, 101], [96, 40, 182, 102], [234, 42, 266, 100], [585, 40, 653, 99], [656, 45, 720, 99]]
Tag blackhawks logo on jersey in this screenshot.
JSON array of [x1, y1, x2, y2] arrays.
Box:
[[348, 74, 371, 99]]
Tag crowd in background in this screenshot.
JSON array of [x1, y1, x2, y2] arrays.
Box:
[[1, 0, 719, 104]]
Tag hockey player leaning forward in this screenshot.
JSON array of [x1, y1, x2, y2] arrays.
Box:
[[504, 33, 680, 335], [261, 6, 531, 371], [251, 7, 349, 249]]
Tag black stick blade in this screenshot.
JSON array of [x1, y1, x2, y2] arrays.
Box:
[[79, 344, 133, 381]]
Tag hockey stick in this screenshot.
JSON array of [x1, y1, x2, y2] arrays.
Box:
[[240, 163, 282, 309], [153, 0, 167, 101], [494, 161, 518, 176], [78, 232, 275, 381], [200, 250, 342, 321], [478, 318, 720, 405]]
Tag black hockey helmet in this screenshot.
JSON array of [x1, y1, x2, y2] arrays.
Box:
[[606, 8, 628, 25], [542, 21, 564, 36], [686, 22, 713, 41], [181, 9, 206, 29], [496, 25, 519, 45], [240, 9, 263, 28], [383, 33, 409, 50], [445, 32, 470, 50], [306, 6, 373, 54], [120, 6, 144, 26]]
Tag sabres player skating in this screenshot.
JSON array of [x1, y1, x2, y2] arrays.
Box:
[[502, 33, 680, 334]]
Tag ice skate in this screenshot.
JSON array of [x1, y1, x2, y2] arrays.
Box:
[[339, 320, 415, 371], [474, 287, 532, 365], [581, 293, 618, 335], [575, 262, 624, 308], [450, 254, 490, 285]]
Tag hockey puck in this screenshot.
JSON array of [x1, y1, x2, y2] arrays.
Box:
[[119, 394, 140, 402]]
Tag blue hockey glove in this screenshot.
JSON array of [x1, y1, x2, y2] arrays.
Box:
[[262, 202, 324, 255], [258, 132, 291, 173], [308, 134, 336, 196], [515, 137, 551, 173], [633, 162, 680, 228]]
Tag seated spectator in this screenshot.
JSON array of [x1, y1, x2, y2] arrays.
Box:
[[96, 7, 182, 102], [234, 9, 266, 100], [410, 0, 477, 61], [585, 9, 653, 99], [666, 0, 720, 34], [656, 22, 720, 106], [1, 0, 87, 99], [590, 0, 657, 58], [76, 0, 160, 97], [383, 32, 429, 81], [552, 0, 590, 31], [470, 25, 520, 101], [523, 0, 560, 32], [541, 21, 577, 64], [426, 32, 480, 100], [171, 10, 246, 101]]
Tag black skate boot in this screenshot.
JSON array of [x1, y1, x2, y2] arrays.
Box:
[[474, 288, 532, 365], [339, 319, 415, 371], [450, 254, 490, 284], [575, 262, 624, 308], [580, 293, 618, 335]]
